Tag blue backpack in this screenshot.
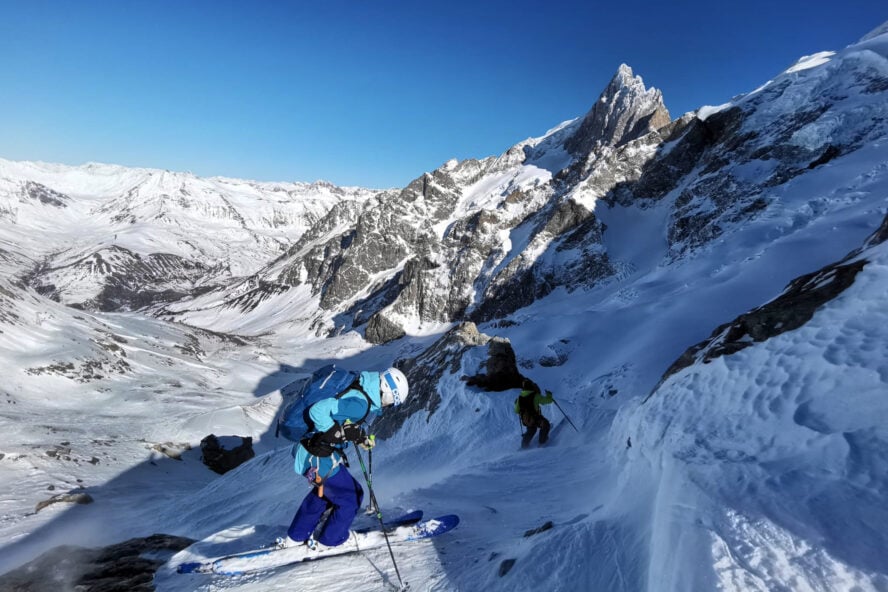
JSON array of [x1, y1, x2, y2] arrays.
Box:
[[275, 365, 370, 442]]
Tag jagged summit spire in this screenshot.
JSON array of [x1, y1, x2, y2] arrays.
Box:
[[615, 63, 635, 83], [565, 64, 671, 157]]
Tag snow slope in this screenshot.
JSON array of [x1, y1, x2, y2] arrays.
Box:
[[1, 22, 887, 592]]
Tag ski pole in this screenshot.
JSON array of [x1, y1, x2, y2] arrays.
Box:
[[354, 445, 406, 590], [551, 397, 579, 432], [366, 447, 379, 514]]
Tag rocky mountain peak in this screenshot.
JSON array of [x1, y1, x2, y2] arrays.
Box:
[[565, 63, 672, 156]]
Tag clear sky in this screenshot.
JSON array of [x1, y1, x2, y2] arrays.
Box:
[[0, 1, 884, 188]]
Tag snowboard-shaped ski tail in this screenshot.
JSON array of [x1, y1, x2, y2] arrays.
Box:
[[177, 514, 459, 576]]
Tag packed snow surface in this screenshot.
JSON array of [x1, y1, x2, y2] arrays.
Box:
[[1, 23, 887, 592]]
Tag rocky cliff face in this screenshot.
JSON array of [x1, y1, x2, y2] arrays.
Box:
[[172, 64, 675, 339], [372, 322, 490, 439], [565, 64, 672, 156]]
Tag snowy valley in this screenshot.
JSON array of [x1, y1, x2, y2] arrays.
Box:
[[1, 22, 887, 592]]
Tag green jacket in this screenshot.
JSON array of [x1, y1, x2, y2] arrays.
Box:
[[514, 389, 554, 415]]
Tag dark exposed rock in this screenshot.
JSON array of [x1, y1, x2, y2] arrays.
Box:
[[25, 355, 131, 383], [469, 201, 614, 322], [221, 280, 289, 314], [471, 267, 548, 323], [0, 533, 194, 592], [652, 257, 865, 398], [315, 201, 425, 310], [807, 144, 841, 169], [23, 181, 69, 207], [333, 271, 404, 335], [28, 247, 213, 312], [523, 520, 555, 537], [498, 558, 517, 576], [365, 311, 406, 344], [565, 64, 671, 156], [35, 491, 94, 513], [864, 212, 888, 248], [461, 337, 526, 392], [623, 112, 730, 203], [390, 255, 461, 324], [543, 199, 594, 237], [199, 434, 255, 474]]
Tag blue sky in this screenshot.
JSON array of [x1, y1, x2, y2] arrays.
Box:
[[0, 1, 884, 188]]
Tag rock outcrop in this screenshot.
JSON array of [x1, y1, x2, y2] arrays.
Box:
[[0, 534, 194, 592], [199, 434, 255, 474], [461, 337, 527, 392], [650, 211, 888, 399]]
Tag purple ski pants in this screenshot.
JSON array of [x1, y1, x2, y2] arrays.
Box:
[[287, 467, 364, 546]]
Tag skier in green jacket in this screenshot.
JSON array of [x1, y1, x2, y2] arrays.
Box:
[[514, 379, 554, 448]]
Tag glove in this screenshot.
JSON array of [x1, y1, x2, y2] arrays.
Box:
[[359, 434, 376, 450], [313, 422, 357, 444], [341, 423, 367, 444], [302, 433, 335, 457]]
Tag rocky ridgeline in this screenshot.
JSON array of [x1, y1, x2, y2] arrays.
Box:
[[153, 49, 888, 344], [4, 38, 887, 348], [6, 49, 888, 343]]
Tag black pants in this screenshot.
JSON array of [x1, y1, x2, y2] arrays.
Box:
[[520, 413, 551, 447]]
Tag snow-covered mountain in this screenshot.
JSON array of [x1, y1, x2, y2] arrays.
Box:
[[1, 21, 887, 592], [0, 159, 380, 311]]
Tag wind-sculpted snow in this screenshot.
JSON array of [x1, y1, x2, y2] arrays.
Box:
[[652, 211, 888, 391], [612, 232, 888, 591], [1, 21, 888, 592]]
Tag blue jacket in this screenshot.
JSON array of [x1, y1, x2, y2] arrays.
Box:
[[293, 371, 384, 480]]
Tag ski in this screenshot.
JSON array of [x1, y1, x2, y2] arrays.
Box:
[[355, 509, 422, 533], [177, 511, 454, 576], [176, 510, 422, 575]]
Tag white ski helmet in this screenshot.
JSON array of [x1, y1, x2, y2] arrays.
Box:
[[380, 367, 409, 406]]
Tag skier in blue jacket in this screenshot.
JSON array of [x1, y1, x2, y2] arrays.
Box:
[[278, 367, 409, 551]]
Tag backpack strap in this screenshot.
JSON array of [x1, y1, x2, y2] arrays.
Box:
[[306, 452, 348, 498], [302, 376, 374, 440], [335, 377, 373, 426]]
